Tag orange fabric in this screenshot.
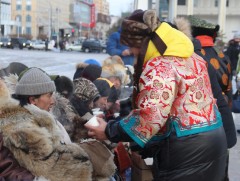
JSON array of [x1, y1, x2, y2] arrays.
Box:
[[196, 35, 214, 47]]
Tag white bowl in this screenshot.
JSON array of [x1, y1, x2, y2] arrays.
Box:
[[92, 108, 100, 112], [85, 116, 99, 127], [93, 111, 104, 116]]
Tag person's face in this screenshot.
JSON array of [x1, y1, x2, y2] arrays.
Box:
[[29, 92, 54, 112], [88, 100, 94, 110], [130, 47, 141, 57], [106, 102, 114, 111], [94, 96, 108, 111], [234, 38, 240, 43], [108, 77, 121, 90]]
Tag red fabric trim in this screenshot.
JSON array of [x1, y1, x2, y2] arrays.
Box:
[[196, 35, 214, 47]]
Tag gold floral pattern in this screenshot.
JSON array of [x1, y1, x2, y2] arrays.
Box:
[[133, 53, 216, 139]]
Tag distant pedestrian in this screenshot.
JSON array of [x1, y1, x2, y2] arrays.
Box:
[[225, 37, 240, 76], [45, 38, 49, 51], [59, 40, 65, 52], [107, 28, 135, 65]]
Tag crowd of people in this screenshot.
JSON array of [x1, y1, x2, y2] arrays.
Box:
[[0, 8, 239, 181]]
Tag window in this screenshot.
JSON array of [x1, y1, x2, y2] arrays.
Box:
[[26, 0, 31, 11], [26, 15, 31, 22], [16, 0, 22, 10], [26, 5, 31, 11], [26, 27, 31, 35], [194, 0, 198, 7], [16, 15, 22, 22], [215, 0, 229, 7], [16, 4, 22, 10], [16, 26, 22, 34], [178, 0, 186, 5]]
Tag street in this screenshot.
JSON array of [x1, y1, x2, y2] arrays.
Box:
[[0, 48, 239, 180], [0, 48, 109, 79]]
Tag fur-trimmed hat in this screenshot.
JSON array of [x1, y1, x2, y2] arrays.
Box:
[[187, 15, 220, 38], [102, 56, 124, 67], [173, 17, 192, 40], [15, 68, 56, 95], [0, 62, 28, 78], [73, 63, 86, 80], [101, 56, 132, 85], [120, 9, 161, 48], [73, 63, 102, 81], [74, 77, 100, 102], [82, 64, 102, 82], [51, 75, 74, 99]]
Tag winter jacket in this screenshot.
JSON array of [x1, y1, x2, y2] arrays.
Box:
[[50, 93, 117, 180], [196, 35, 233, 105], [0, 134, 34, 181], [0, 80, 93, 181], [105, 22, 227, 180], [193, 39, 237, 148], [225, 40, 240, 73], [113, 23, 222, 147], [107, 29, 134, 65]]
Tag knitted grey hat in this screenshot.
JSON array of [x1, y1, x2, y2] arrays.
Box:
[[15, 68, 56, 95]]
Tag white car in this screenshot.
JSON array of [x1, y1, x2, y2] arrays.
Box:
[[65, 43, 82, 51], [31, 40, 45, 50], [31, 40, 54, 50]]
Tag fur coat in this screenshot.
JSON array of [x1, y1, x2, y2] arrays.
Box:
[[0, 80, 93, 181]]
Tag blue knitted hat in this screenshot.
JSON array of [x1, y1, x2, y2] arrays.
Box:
[[84, 59, 101, 67]]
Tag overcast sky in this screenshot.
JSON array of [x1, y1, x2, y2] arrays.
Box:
[[108, 0, 134, 16]]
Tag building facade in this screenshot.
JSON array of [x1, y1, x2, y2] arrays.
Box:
[[69, 0, 96, 39], [11, 0, 72, 40], [93, 0, 110, 40], [0, 0, 13, 37], [93, 0, 109, 14]]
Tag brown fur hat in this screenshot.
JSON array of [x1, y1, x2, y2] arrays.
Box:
[[173, 17, 192, 40], [101, 56, 131, 85], [120, 9, 161, 48]]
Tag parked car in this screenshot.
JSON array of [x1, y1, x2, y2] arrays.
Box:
[[31, 40, 46, 50], [26, 40, 33, 50], [65, 43, 82, 51], [81, 39, 106, 53], [10, 37, 28, 49], [0, 37, 13, 48]]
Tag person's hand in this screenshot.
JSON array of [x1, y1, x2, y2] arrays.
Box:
[[122, 49, 131, 56], [84, 117, 108, 141]]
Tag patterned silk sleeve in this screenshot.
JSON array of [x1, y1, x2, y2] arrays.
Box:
[[119, 58, 178, 147]]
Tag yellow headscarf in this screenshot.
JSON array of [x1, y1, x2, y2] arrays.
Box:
[[144, 22, 194, 63]]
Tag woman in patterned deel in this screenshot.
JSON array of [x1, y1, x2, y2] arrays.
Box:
[[85, 9, 228, 181]]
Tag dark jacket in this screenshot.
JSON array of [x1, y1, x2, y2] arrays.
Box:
[[193, 39, 237, 148], [225, 40, 240, 73], [107, 29, 134, 65], [196, 36, 233, 105], [0, 134, 34, 181]]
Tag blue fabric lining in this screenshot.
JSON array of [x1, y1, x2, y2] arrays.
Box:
[[120, 106, 223, 147]]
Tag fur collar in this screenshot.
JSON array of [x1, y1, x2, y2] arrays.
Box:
[[0, 79, 93, 181]]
